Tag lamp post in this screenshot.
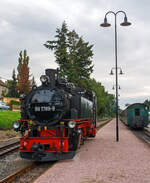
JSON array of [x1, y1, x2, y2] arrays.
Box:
[[100, 11, 131, 142], [112, 85, 121, 90]]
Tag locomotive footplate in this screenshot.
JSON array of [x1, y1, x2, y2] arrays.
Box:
[[20, 151, 76, 161]]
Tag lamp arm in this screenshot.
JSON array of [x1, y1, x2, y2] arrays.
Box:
[[105, 11, 127, 19], [116, 10, 127, 17], [105, 11, 116, 18]]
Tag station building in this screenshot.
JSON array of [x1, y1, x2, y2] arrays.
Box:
[[0, 80, 8, 99]]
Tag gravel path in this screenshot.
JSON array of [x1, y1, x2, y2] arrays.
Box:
[[34, 119, 150, 183]]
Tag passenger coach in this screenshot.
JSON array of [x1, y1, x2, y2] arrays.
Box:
[[120, 103, 149, 129]]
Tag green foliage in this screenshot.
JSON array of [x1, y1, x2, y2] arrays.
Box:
[[17, 50, 31, 94], [144, 99, 150, 109], [9, 100, 20, 106], [44, 22, 115, 118], [1, 90, 6, 97], [86, 78, 115, 117], [44, 21, 93, 87], [6, 69, 19, 97], [0, 111, 20, 129], [17, 50, 29, 75], [31, 76, 36, 87]]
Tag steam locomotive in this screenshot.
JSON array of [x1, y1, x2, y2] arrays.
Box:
[[13, 69, 97, 161]]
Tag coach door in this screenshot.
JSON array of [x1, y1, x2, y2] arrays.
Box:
[[135, 108, 140, 117]]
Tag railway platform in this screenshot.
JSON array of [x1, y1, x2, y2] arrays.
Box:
[[34, 119, 150, 183]]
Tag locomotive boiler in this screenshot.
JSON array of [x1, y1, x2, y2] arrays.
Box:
[[13, 69, 97, 161]]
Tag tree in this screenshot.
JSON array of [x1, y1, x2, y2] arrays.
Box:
[[17, 50, 31, 94], [44, 21, 69, 76], [1, 90, 5, 97], [44, 21, 93, 87], [67, 30, 93, 87], [86, 78, 115, 117], [6, 69, 19, 97], [44, 22, 115, 118], [31, 76, 36, 87], [144, 99, 150, 108]]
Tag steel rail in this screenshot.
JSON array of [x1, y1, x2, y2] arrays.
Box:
[[0, 163, 36, 183], [130, 128, 150, 146], [142, 130, 150, 145], [0, 141, 20, 156]]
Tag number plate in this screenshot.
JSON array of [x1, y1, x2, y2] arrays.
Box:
[[34, 106, 55, 112]]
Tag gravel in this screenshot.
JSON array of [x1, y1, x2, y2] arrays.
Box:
[[34, 119, 150, 183], [0, 150, 54, 183], [11, 162, 54, 183], [0, 130, 20, 141], [0, 151, 32, 181]]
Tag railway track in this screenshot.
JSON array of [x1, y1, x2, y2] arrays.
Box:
[[141, 129, 150, 145], [0, 163, 36, 183], [131, 128, 150, 146], [0, 158, 55, 183], [120, 119, 150, 146], [0, 141, 20, 156]]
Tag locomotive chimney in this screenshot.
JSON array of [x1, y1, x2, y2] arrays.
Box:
[[45, 69, 57, 88]]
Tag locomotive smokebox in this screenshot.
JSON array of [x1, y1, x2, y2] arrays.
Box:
[[45, 69, 57, 88]]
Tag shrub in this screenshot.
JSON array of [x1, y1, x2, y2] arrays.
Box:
[[9, 100, 20, 106]]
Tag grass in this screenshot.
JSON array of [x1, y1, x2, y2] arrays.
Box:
[[0, 111, 21, 130]]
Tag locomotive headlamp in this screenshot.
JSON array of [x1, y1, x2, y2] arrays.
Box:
[[68, 120, 76, 128], [13, 121, 20, 131], [44, 126, 47, 130], [60, 121, 64, 125], [40, 75, 48, 83]]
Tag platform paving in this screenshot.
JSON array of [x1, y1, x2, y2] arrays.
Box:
[[34, 119, 150, 183]]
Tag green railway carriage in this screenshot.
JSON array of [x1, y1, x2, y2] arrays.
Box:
[[120, 103, 149, 129]]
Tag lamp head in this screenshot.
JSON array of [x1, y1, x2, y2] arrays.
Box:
[[110, 70, 114, 75], [120, 16, 131, 26], [119, 69, 123, 75], [100, 17, 111, 27]]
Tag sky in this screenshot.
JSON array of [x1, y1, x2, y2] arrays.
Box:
[[0, 0, 150, 109]]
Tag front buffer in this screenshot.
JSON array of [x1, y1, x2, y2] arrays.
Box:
[[20, 138, 75, 161], [19, 131, 75, 161]]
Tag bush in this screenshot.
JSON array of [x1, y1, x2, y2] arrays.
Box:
[[9, 100, 20, 106]]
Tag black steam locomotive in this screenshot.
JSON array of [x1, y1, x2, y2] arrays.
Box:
[[13, 69, 97, 161]]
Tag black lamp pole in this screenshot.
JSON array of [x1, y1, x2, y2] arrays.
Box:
[[100, 11, 131, 142]]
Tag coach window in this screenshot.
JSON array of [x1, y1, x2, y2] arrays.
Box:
[[135, 108, 140, 116]]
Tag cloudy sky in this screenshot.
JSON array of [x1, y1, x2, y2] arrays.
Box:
[[0, 0, 150, 109]]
